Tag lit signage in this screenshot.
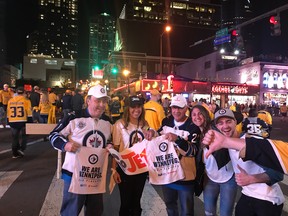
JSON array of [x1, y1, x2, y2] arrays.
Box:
[[92, 69, 104, 79], [212, 85, 248, 94]]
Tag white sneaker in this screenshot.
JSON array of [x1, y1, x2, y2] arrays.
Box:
[[6, 125, 10, 128], [0, 125, 3, 128]]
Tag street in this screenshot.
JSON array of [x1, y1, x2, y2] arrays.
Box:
[[0, 116, 288, 216]]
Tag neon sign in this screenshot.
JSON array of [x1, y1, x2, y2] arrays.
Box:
[[212, 85, 248, 94]]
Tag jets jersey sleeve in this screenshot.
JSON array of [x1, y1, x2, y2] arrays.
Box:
[[244, 136, 288, 174]]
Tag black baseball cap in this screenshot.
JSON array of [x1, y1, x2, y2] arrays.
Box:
[[128, 96, 144, 107]]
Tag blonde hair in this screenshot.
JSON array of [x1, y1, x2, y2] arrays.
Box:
[[40, 91, 49, 103]]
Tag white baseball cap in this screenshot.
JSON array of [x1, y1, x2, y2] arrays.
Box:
[[170, 94, 187, 108], [88, 84, 110, 99]]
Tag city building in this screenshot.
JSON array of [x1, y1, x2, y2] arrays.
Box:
[[121, 0, 221, 29], [175, 52, 288, 107], [89, 13, 115, 78], [27, 0, 78, 60], [23, 55, 76, 88]]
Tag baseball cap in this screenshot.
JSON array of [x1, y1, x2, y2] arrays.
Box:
[[128, 96, 144, 107], [150, 89, 160, 96], [170, 94, 187, 108], [87, 84, 110, 99], [214, 109, 236, 123], [16, 86, 24, 94]]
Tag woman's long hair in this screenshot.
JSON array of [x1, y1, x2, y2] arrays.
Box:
[[122, 105, 148, 129], [191, 104, 212, 139]]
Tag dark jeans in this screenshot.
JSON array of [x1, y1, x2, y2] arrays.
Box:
[[235, 194, 283, 216], [11, 126, 27, 157], [162, 184, 195, 216], [61, 180, 103, 216], [117, 168, 147, 216], [40, 114, 48, 123], [32, 110, 41, 123]]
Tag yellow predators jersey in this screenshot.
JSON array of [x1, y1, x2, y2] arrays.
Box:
[[39, 102, 52, 115], [7, 95, 32, 123], [144, 100, 165, 130], [0, 90, 13, 105]]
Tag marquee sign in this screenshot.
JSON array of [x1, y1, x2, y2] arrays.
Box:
[[211, 84, 248, 94]]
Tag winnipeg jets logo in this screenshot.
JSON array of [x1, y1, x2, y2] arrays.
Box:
[[159, 142, 168, 152], [89, 135, 102, 147], [88, 154, 98, 164], [83, 130, 106, 148]]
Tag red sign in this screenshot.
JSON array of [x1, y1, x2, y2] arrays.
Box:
[[92, 69, 104, 79], [212, 85, 248, 94], [24, 84, 32, 92]]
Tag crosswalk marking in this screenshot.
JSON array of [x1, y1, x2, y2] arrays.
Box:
[[0, 171, 22, 199], [40, 172, 167, 216], [1, 170, 288, 215]]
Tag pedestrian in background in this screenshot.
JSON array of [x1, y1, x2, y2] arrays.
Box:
[[61, 89, 73, 119], [71, 89, 84, 118], [280, 102, 287, 122], [7, 87, 32, 158], [49, 84, 112, 216], [0, 84, 13, 128], [29, 85, 41, 123], [144, 89, 165, 130], [39, 91, 52, 124]]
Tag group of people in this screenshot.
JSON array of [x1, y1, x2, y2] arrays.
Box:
[[2, 81, 288, 216], [49, 83, 288, 216]]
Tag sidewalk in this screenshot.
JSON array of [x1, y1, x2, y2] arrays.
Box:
[[40, 172, 167, 216]]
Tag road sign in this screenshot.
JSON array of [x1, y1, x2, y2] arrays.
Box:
[[216, 28, 228, 37], [214, 34, 231, 46]]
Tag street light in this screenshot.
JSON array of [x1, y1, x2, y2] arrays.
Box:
[[123, 69, 130, 94], [160, 25, 172, 91]]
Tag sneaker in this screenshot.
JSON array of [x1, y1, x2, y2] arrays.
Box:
[[12, 155, 21, 159], [17, 150, 25, 157], [6, 125, 10, 128]]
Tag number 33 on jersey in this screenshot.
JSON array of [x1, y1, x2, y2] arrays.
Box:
[[7, 95, 32, 123]]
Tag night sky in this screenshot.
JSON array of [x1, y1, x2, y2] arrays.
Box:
[[4, 0, 288, 67]]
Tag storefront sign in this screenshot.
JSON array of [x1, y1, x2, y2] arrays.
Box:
[[212, 84, 248, 94]]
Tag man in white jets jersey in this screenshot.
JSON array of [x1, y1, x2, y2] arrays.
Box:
[[49, 84, 112, 216]]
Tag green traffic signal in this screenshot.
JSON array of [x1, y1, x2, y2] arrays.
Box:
[[111, 67, 118, 74], [93, 65, 100, 70]]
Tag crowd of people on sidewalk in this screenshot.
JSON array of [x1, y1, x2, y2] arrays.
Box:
[[1, 82, 288, 216]]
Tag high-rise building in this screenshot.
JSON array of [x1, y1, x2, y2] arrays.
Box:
[[221, 0, 253, 27], [27, 0, 78, 59], [121, 0, 221, 29], [89, 13, 115, 76]]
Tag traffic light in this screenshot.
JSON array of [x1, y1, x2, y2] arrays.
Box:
[[270, 14, 281, 36], [93, 65, 100, 71], [231, 29, 244, 50], [111, 66, 118, 74]]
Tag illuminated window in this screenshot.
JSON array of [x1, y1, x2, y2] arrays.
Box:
[[144, 6, 151, 12], [200, 7, 206, 12], [30, 59, 37, 64], [45, 60, 57, 65], [64, 61, 76, 66], [171, 2, 186, 9]]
